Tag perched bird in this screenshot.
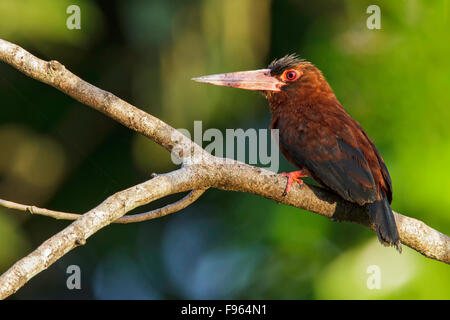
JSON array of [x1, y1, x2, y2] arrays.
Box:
[[192, 54, 401, 252]]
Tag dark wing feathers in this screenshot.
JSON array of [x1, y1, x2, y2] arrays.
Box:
[[360, 130, 393, 203], [277, 117, 378, 205]]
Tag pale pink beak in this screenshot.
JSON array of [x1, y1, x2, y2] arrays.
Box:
[[192, 69, 283, 92]]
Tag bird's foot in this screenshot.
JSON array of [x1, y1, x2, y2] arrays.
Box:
[[281, 170, 308, 196]]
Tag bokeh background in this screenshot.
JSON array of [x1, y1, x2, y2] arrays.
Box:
[[0, 0, 449, 299]]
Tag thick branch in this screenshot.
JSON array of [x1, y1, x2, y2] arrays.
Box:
[[0, 38, 448, 299]]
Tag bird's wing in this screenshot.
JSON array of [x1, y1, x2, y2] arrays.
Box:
[[277, 117, 379, 205], [360, 130, 393, 204]]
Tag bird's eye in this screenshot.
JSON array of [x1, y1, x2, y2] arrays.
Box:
[[283, 69, 300, 81]]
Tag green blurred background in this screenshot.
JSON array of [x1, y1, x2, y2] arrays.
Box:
[[0, 0, 449, 299]]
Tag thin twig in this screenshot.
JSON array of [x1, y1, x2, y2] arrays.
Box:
[[0, 199, 79, 220], [116, 189, 207, 223], [0, 189, 207, 223]]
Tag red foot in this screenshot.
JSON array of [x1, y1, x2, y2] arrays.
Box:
[[281, 170, 308, 196]]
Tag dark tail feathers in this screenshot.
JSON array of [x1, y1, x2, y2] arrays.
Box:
[[368, 196, 402, 253]]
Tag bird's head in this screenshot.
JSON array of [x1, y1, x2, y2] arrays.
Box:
[[192, 54, 334, 107]]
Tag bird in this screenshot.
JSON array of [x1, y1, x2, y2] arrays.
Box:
[[192, 54, 401, 252]]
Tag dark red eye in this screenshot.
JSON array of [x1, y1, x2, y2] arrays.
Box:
[[284, 69, 300, 81]]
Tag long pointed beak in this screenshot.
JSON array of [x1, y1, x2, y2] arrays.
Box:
[[192, 69, 283, 92]]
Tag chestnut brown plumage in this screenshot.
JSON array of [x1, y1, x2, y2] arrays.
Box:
[[193, 54, 401, 252]]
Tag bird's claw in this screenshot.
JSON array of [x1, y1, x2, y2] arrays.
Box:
[[281, 171, 307, 196]]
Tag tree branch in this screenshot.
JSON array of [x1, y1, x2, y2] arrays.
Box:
[[0, 38, 448, 299]]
